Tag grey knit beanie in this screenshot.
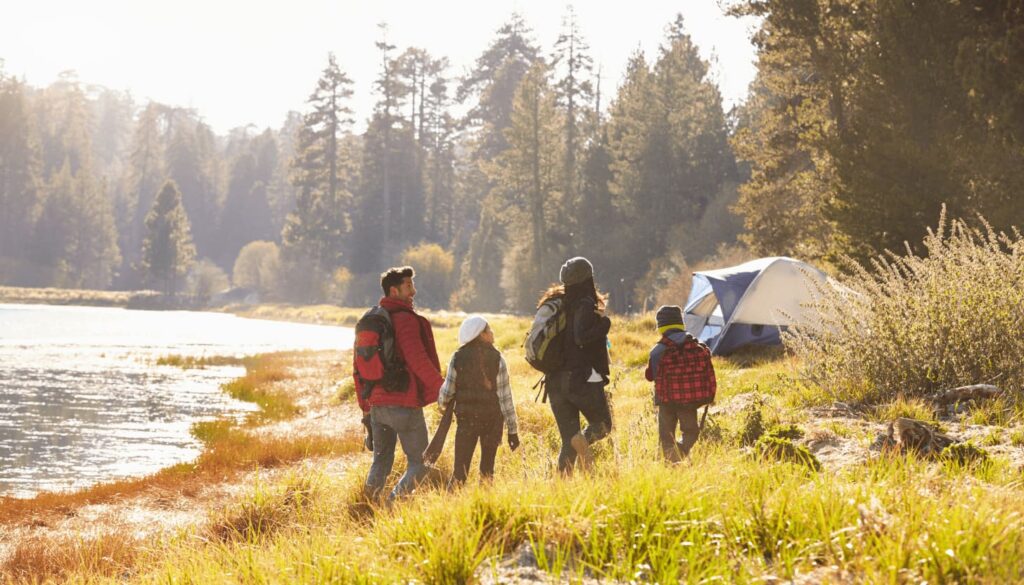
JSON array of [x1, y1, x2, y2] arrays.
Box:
[[559, 256, 594, 286], [656, 305, 685, 330]]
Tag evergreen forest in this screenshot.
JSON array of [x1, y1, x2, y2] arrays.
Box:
[[1, 2, 1020, 313]]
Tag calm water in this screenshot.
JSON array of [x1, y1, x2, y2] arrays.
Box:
[[0, 303, 353, 498]]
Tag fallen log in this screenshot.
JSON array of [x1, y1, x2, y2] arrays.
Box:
[[931, 384, 1002, 406]]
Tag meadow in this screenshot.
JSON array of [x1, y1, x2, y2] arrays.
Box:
[[3, 301, 1021, 584], [5, 220, 1024, 583]]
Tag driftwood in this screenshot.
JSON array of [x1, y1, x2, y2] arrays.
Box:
[[880, 417, 957, 457], [422, 404, 455, 465], [931, 384, 1002, 406]]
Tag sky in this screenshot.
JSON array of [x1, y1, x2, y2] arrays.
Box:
[[0, 0, 761, 135]]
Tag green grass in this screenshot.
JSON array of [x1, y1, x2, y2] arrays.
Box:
[[131, 448, 1024, 584], [26, 310, 1024, 584]]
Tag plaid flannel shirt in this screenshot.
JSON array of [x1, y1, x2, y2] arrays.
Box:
[[438, 353, 518, 435]]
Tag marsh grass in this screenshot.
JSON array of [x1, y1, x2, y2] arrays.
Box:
[[133, 445, 1024, 584], [0, 353, 363, 583], [787, 210, 1024, 404], [155, 354, 250, 368], [220, 354, 298, 422], [12, 307, 1024, 584], [0, 285, 155, 307], [3, 530, 144, 583]]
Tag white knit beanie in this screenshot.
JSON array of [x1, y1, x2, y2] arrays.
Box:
[[458, 315, 489, 347]]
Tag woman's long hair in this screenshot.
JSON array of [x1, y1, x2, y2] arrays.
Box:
[[536, 277, 608, 311]]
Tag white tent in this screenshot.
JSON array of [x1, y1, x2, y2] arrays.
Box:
[[683, 257, 838, 354]]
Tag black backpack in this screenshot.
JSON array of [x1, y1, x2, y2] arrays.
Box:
[[353, 306, 409, 399]]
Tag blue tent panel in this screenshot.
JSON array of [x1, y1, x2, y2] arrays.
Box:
[[710, 324, 783, 355], [704, 264, 763, 322]]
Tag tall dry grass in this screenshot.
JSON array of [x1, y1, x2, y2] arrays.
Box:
[[788, 209, 1024, 404]]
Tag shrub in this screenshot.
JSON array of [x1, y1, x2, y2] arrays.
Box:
[[765, 424, 804, 441], [187, 258, 229, 300], [232, 240, 280, 296], [740, 402, 766, 446], [787, 209, 1024, 404], [401, 243, 455, 309], [754, 436, 822, 471], [941, 442, 990, 468], [327, 266, 352, 304]]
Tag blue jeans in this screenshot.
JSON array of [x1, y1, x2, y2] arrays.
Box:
[[366, 405, 429, 500]]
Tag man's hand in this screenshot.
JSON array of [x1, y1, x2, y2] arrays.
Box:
[[508, 432, 520, 451]]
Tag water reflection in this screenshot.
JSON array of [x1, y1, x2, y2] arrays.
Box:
[[0, 303, 352, 497]]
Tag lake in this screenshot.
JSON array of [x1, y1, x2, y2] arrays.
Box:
[[0, 303, 353, 498]]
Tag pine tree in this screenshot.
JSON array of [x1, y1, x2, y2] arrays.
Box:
[[26, 75, 122, 289], [166, 114, 219, 258], [68, 172, 121, 289], [280, 53, 354, 300], [220, 150, 275, 268], [605, 17, 734, 309], [141, 180, 195, 294], [551, 5, 594, 218], [124, 103, 167, 282], [454, 13, 541, 311], [458, 13, 540, 159], [423, 66, 458, 245], [0, 69, 41, 280], [493, 61, 564, 310]]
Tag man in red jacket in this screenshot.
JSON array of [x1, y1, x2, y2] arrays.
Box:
[[356, 266, 444, 500]]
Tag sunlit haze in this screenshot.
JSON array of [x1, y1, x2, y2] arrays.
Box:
[[1, 0, 760, 133]]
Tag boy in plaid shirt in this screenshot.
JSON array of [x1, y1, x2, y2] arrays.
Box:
[[438, 315, 520, 486], [644, 305, 716, 462]]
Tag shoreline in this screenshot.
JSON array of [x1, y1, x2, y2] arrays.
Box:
[[0, 348, 364, 580], [0, 285, 162, 308]]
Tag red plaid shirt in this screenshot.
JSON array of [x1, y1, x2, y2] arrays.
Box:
[[645, 334, 716, 406]]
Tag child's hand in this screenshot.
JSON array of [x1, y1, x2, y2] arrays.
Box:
[[508, 432, 520, 451]]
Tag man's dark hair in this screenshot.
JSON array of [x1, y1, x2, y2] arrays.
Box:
[[381, 266, 415, 296]]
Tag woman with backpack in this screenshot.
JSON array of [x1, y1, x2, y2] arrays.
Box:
[[536, 256, 613, 474]]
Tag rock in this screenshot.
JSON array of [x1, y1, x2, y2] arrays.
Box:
[[879, 418, 957, 457]]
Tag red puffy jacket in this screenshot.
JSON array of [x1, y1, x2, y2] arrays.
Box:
[[355, 296, 443, 413]]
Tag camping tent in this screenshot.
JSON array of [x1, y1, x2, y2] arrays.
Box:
[[683, 257, 836, 355]]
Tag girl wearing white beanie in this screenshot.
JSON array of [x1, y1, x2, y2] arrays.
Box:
[[437, 315, 520, 486]]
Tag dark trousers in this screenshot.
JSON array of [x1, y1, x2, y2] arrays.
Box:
[[547, 372, 612, 472], [658, 403, 700, 462], [450, 416, 503, 486]]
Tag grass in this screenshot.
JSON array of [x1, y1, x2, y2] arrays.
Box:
[[7, 308, 1024, 584], [0, 285, 159, 307], [0, 351, 364, 582], [155, 353, 251, 368], [2, 531, 143, 583], [870, 394, 939, 423], [128, 449, 1024, 584]]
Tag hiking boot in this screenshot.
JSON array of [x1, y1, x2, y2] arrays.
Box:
[[571, 433, 592, 471]]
